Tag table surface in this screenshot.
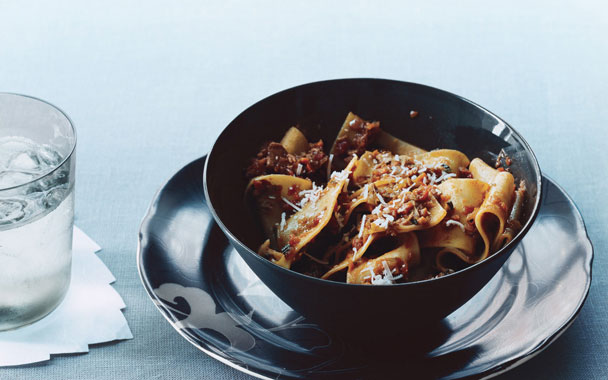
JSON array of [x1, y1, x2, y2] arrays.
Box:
[[1, 1, 606, 379]]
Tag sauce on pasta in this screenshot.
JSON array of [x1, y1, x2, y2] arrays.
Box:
[[245, 112, 525, 284]]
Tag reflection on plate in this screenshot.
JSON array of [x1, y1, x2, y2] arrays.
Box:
[[137, 156, 592, 379]]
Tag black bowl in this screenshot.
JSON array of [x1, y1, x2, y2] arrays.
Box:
[[204, 79, 542, 336]]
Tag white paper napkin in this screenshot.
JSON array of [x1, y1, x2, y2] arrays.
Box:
[[0, 226, 133, 366]]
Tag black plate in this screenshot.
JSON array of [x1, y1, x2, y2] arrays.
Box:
[[137, 156, 592, 380]]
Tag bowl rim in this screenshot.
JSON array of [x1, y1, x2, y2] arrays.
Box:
[[203, 78, 543, 288]]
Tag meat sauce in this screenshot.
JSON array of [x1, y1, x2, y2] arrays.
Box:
[[333, 119, 380, 159], [245, 140, 328, 180]]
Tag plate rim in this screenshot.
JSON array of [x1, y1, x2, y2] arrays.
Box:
[[137, 155, 593, 380], [478, 175, 594, 379], [136, 156, 273, 380]]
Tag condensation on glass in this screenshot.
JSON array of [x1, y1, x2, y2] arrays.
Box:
[[0, 93, 76, 331]]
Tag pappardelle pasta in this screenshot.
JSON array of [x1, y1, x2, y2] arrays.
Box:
[[245, 112, 525, 284]]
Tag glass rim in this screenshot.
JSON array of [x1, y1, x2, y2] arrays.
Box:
[[0, 92, 77, 192]]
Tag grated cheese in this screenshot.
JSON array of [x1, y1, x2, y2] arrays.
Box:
[[299, 183, 323, 207], [446, 219, 466, 232], [382, 260, 403, 281], [280, 212, 286, 230], [367, 260, 403, 285], [361, 184, 369, 199], [364, 235, 372, 248], [327, 154, 334, 180], [376, 192, 387, 205], [282, 196, 302, 211], [358, 215, 366, 238], [435, 172, 456, 183], [296, 163, 303, 176], [331, 168, 350, 182], [373, 217, 389, 229]]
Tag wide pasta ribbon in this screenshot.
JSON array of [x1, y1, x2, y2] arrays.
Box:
[[415, 149, 470, 174], [280, 126, 309, 154], [419, 178, 489, 271], [276, 158, 357, 256], [470, 159, 515, 261], [246, 174, 313, 245], [347, 233, 421, 284]]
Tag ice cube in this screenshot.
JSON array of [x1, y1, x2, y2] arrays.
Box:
[[0, 138, 34, 166], [0, 137, 65, 189], [8, 151, 40, 172], [0, 170, 36, 188], [41, 185, 67, 210], [0, 199, 27, 225], [37, 146, 63, 167]]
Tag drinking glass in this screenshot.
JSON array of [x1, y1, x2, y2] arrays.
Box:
[[0, 93, 76, 330]]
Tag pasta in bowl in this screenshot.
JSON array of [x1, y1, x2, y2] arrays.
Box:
[[204, 79, 541, 334], [245, 112, 527, 284]]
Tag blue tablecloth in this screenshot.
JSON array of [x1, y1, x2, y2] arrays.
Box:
[[1, 1, 606, 379]]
